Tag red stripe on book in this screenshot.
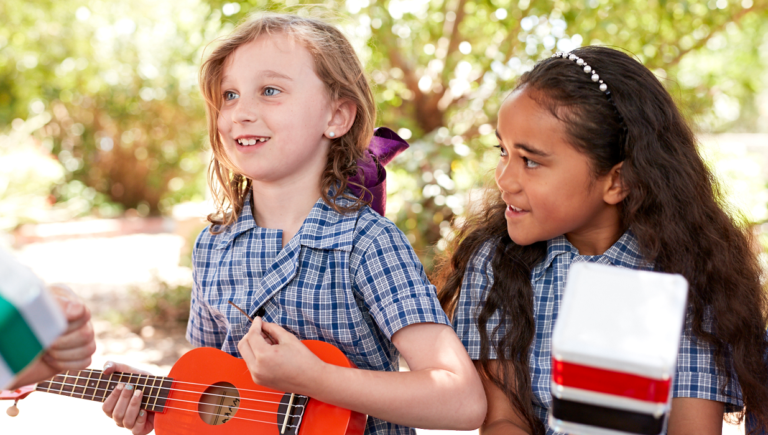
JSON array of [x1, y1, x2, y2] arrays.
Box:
[[552, 358, 670, 403]]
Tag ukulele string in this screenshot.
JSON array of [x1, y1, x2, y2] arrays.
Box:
[[155, 403, 300, 428], [58, 369, 301, 398], [47, 300, 309, 425], [39, 379, 306, 416]]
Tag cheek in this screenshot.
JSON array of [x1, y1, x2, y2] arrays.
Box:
[[218, 109, 230, 126]]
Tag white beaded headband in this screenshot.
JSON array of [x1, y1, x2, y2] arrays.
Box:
[[552, 51, 608, 93], [551, 51, 626, 129]]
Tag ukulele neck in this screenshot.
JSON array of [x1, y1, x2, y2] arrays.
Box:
[[36, 369, 174, 412]]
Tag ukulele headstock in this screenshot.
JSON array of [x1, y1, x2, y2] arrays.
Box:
[[1, 385, 35, 401], [1, 385, 35, 417]]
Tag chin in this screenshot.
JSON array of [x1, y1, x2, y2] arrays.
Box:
[[506, 226, 542, 247]]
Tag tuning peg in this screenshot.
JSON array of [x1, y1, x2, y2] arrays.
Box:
[[6, 400, 19, 417]]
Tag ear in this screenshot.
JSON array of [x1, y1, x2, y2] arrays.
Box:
[[603, 161, 628, 205], [325, 99, 357, 138]]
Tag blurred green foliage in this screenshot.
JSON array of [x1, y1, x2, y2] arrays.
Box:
[[1, 0, 212, 217], [117, 275, 192, 332], [2, 0, 768, 269]]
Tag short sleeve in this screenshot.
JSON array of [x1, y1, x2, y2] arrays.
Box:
[[673, 311, 743, 412], [452, 239, 508, 360], [186, 229, 227, 349], [351, 220, 450, 339]]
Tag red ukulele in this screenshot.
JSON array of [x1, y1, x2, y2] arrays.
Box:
[[1, 340, 366, 435]]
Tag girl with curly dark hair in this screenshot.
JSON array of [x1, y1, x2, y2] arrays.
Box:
[[435, 46, 768, 434]]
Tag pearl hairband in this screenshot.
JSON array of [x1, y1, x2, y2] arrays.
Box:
[[552, 51, 608, 93], [552, 51, 626, 130]]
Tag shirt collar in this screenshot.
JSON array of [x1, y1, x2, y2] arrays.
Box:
[[297, 195, 357, 252], [531, 230, 649, 281], [215, 193, 259, 249], [600, 229, 648, 269], [216, 192, 357, 252], [531, 235, 578, 281]]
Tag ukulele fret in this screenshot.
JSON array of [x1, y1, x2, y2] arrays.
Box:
[[147, 374, 160, 412], [32, 369, 173, 410], [100, 371, 112, 402], [62, 371, 73, 396], [152, 378, 172, 413], [27, 344, 363, 435], [128, 373, 139, 403], [74, 370, 89, 398], [82, 370, 94, 400], [137, 374, 150, 410]]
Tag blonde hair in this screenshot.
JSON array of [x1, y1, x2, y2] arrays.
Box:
[[199, 13, 376, 228]]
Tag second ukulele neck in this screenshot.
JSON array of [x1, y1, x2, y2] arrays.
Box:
[[36, 369, 174, 412]]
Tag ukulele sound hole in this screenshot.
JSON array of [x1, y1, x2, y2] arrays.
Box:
[[198, 381, 240, 425]]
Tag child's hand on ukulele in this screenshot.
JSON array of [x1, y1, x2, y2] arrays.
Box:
[[238, 317, 325, 394], [101, 362, 155, 435], [9, 284, 96, 389], [43, 284, 96, 371]]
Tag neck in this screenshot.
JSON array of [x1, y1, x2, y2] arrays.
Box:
[[250, 180, 323, 248], [36, 369, 173, 412], [565, 206, 625, 256]]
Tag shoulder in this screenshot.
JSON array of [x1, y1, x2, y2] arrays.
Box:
[[467, 238, 498, 274], [673, 308, 744, 410], [455, 238, 500, 314], [346, 207, 429, 280], [458, 238, 499, 298], [350, 206, 411, 255], [191, 224, 224, 265], [193, 224, 219, 249], [453, 238, 506, 358]]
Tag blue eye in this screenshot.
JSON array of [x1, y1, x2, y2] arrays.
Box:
[[523, 156, 539, 168], [494, 145, 508, 157], [263, 87, 281, 97], [223, 91, 239, 101]]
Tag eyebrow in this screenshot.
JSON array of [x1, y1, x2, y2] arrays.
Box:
[[221, 69, 294, 85], [495, 130, 551, 157], [261, 70, 293, 81]]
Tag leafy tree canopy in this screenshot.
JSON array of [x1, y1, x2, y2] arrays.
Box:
[[1, 0, 766, 267]]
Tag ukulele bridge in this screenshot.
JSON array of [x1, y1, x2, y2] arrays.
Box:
[[277, 392, 309, 435]]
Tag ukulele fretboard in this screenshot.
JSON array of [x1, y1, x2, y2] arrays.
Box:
[[36, 369, 174, 412]]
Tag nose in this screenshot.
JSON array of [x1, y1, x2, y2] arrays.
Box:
[[232, 96, 258, 125], [495, 157, 522, 195]]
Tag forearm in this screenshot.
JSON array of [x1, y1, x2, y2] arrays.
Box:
[[305, 362, 485, 430], [7, 360, 57, 390], [667, 397, 724, 435]]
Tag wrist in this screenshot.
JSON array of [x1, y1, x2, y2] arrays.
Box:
[[298, 357, 334, 398], [9, 359, 57, 389]]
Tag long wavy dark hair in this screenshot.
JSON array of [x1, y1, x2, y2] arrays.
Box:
[[434, 46, 768, 433]]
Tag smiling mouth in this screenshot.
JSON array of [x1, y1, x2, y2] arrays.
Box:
[[236, 137, 270, 146], [508, 205, 528, 213]]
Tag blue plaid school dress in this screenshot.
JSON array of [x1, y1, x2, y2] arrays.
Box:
[[187, 193, 450, 435], [452, 231, 742, 434]]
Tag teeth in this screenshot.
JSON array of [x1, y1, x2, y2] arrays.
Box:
[[237, 138, 269, 146], [509, 205, 523, 212]]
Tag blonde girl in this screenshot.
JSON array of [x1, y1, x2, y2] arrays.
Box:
[[100, 13, 485, 435]]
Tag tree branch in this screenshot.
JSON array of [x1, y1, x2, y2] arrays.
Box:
[[668, 2, 766, 66], [445, 0, 469, 63], [501, 4, 532, 65]]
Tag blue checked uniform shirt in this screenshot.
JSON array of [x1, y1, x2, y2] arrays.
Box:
[[187, 193, 450, 435], [453, 231, 742, 434]]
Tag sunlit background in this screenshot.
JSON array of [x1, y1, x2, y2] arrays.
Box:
[[2, 0, 767, 433]]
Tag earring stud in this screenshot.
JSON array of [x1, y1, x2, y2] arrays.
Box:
[[328, 131, 335, 137]]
